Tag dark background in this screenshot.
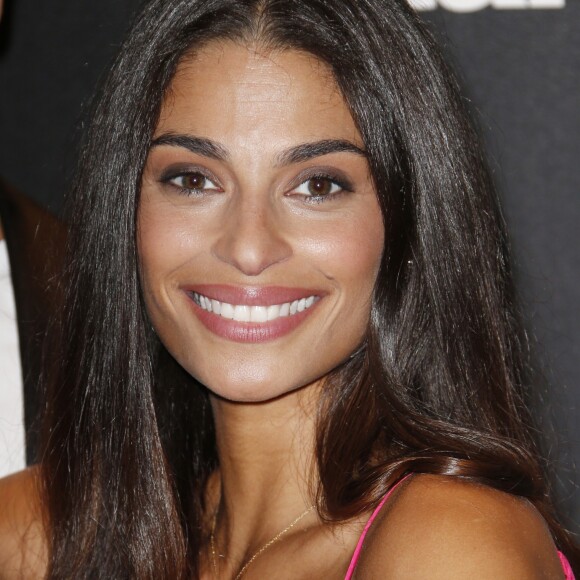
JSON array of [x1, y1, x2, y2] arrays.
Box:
[[418, 1, 580, 532], [0, 0, 578, 530]]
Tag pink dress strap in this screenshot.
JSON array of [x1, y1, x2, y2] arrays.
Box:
[[344, 474, 412, 580], [344, 474, 575, 580], [559, 551, 575, 580]]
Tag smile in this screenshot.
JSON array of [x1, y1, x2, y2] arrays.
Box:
[[191, 292, 319, 322], [184, 285, 324, 343]]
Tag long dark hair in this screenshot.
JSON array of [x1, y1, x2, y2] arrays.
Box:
[[40, 0, 579, 577]]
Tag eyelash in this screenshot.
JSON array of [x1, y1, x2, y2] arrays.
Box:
[[161, 170, 353, 203], [162, 171, 222, 196], [291, 173, 353, 204]]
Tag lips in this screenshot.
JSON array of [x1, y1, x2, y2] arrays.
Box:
[[182, 284, 324, 343], [192, 291, 319, 321]]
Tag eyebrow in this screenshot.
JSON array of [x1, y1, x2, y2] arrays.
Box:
[[276, 139, 367, 166], [150, 132, 367, 166], [151, 133, 229, 161]]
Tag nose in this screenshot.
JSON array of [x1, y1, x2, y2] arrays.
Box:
[[211, 196, 292, 277]]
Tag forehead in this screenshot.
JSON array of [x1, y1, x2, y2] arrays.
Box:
[[156, 41, 363, 151]]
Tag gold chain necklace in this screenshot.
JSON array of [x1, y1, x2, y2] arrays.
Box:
[[210, 504, 315, 579]]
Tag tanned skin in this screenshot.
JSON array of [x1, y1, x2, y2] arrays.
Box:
[[0, 43, 566, 579]]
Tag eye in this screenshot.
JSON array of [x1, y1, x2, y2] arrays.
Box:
[[166, 171, 221, 194], [292, 176, 347, 202]]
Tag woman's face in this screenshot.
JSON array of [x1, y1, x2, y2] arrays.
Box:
[[138, 42, 384, 402]]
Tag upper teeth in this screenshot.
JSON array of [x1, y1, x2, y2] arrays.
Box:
[[192, 292, 318, 322]]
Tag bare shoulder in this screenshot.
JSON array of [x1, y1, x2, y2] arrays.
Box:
[[0, 466, 48, 579], [356, 474, 564, 579]]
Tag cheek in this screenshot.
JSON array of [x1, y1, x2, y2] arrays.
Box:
[[137, 215, 168, 310], [297, 207, 384, 355], [138, 200, 201, 290], [136, 202, 193, 338], [302, 209, 384, 291], [137, 212, 193, 367]]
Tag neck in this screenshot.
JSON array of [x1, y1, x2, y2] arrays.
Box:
[[209, 382, 321, 562]]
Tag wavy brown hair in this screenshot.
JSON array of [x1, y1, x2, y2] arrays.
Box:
[[40, 0, 579, 577]]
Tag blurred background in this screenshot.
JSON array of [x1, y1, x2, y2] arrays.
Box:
[[0, 0, 578, 530]]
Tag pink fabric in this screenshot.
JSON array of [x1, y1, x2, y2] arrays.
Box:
[[344, 474, 412, 580], [344, 474, 575, 580], [560, 551, 575, 580]]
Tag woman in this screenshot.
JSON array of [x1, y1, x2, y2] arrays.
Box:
[[0, 0, 577, 577]]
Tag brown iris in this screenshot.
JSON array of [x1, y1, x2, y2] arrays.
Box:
[[308, 177, 333, 197], [182, 172, 207, 189]]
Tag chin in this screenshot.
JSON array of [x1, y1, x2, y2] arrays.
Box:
[[194, 365, 321, 405], [204, 381, 295, 404]]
